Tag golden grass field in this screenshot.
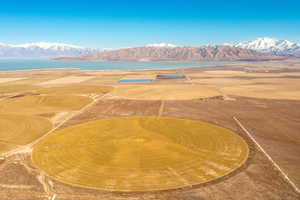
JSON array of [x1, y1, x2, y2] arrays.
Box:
[[0, 84, 112, 95], [39, 76, 95, 85], [0, 82, 113, 155], [0, 95, 92, 115], [37, 85, 113, 95], [188, 71, 300, 100], [32, 117, 249, 191], [0, 84, 40, 94], [0, 78, 26, 84], [121, 74, 156, 79], [221, 84, 300, 100], [110, 85, 221, 100], [4, 77, 59, 85], [0, 142, 18, 154], [0, 114, 52, 154]]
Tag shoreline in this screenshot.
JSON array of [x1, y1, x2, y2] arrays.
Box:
[[0, 66, 258, 74], [0, 59, 258, 73], [0, 65, 243, 73]]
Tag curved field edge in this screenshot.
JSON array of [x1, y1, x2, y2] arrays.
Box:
[[31, 116, 249, 192], [0, 114, 53, 155]]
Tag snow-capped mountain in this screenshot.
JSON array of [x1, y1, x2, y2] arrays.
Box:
[[0, 42, 102, 58], [231, 37, 300, 57], [146, 43, 177, 48]]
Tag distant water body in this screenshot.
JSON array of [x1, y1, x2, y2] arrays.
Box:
[[0, 59, 251, 71]]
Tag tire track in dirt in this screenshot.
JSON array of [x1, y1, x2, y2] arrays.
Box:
[[158, 100, 165, 117], [234, 116, 300, 194]]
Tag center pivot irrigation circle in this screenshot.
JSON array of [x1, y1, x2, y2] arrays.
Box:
[[32, 117, 249, 191]]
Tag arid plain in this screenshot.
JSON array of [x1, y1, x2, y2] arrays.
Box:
[[0, 60, 300, 200]]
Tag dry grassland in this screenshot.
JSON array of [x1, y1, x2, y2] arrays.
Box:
[[0, 142, 18, 154], [37, 85, 113, 95], [39, 76, 95, 85], [0, 80, 110, 155], [0, 66, 299, 199], [121, 74, 156, 79], [0, 95, 92, 116], [0, 114, 52, 154], [189, 70, 300, 78], [0, 85, 40, 95], [5, 77, 60, 85], [62, 99, 162, 127], [85, 76, 124, 84], [32, 117, 248, 191], [0, 78, 26, 84], [110, 85, 221, 100], [221, 84, 300, 100], [188, 71, 300, 100]]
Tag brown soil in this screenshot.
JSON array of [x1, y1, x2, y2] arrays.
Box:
[[1, 67, 300, 199], [0, 160, 44, 192], [162, 96, 300, 189], [52, 96, 300, 199], [62, 99, 162, 128]]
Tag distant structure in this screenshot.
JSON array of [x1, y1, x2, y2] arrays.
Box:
[[156, 74, 186, 79], [118, 79, 154, 83]]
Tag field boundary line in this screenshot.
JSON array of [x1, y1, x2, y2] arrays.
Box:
[[29, 93, 109, 147], [1, 93, 109, 158], [233, 116, 300, 194], [158, 100, 165, 117]]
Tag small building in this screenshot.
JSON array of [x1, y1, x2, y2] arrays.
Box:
[[156, 74, 186, 79], [118, 79, 154, 83]]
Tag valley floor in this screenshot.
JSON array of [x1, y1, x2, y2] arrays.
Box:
[[0, 61, 299, 200]]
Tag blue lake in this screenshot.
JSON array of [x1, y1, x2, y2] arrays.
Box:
[[0, 59, 251, 71]]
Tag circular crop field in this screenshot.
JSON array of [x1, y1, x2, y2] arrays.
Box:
[[33, 117, 248, 191], [0, 95, 92, 115], [0, 114, 52, 154], [110, 85, 220, 100]]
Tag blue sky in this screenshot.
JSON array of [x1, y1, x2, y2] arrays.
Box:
[[0, 0, 299, 48]]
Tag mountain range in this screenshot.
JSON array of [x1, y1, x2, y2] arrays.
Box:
[[230, 37, 300, 57], [0, 42, 100, 58], [61, 45, 282, 62], [1, 38, 299, 60]]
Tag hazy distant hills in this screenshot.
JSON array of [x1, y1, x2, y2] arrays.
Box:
[[229, 37, 300, 57], [0, 42, 101, 58], [1, 38, 299, 60], [62, 45, 283, 62]]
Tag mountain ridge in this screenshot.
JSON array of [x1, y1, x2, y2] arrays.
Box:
[[0, 42, 101, 58], [1, 38, 299, 59], [230, 37, 300, 57], [58, 45, 284, 62]]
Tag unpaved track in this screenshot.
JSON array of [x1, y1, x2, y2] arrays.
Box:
[[158, 100, 165, 117], [0, 93, 109, 158], [0, 93, 109, 199], [234, 116, 300, 194], [30, 93, 109, 147]]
